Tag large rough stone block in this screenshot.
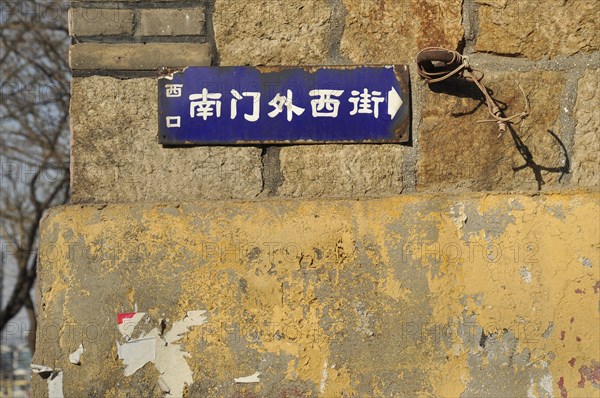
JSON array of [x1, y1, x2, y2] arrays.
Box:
[[32, 193, 600, 397], [70, 76, 263, 202], [340, 0, 463, 64], [278, 145, 406, 197], [572, 69, 599, 189], [69, 43, 211, 70], [213, 0, 332, 65], [417, 70, 568, 191], [476, 0, 600, 60]]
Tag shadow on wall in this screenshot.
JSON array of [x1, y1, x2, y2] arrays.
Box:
[[428, 78, 570, 190]]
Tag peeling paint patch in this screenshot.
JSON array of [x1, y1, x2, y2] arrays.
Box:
[[557, 376, 567, 398], [578, 360, 600, 389], [450, 202, 467, 230], [234, 371, 261, 383], [319, 361, 328, 393], [543, 322, 554, 338], [528, 372, 555, 398], [579, 257, 593, 268], [520, 267, 533, 284]]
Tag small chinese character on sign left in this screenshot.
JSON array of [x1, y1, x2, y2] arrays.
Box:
[[165, 84, 183, 98], [189, 88, 222, 120], [166, 116, 181, 128]]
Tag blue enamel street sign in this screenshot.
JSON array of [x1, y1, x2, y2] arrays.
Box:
[[158, 66, 410, 145]]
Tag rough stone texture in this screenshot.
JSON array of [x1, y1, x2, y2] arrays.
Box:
[[69, 43, 211, 70], [213, 0, 332, 65], [340, 0, 463, 64], [70, 76, 263, 202], [68, 8, 134, 36], [278, 145, 405, 197], [418, 70, 568, 192], [139, 8, 205, 36], [572, 69, 600, 189], [32, 193, 600, 397], [476, 0, 600, 60]]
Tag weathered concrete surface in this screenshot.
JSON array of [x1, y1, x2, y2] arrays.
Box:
[[213, 0, 331, 65], [278, 145, 406, 197], [33, 193, 600, 397], [340, 0, 463, 64], [572, 69, 599, 189], [418, 70, 568, 191], [476, 0, 600, 60], [70, 77, 263, 202]]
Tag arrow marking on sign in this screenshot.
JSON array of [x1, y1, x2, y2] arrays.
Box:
[[387, 87, 403, 119]]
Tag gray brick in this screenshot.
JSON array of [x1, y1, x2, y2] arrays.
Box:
[[68, 8, 134, 36], [69, 43, 211, 70], [139, 8, 205, 36]]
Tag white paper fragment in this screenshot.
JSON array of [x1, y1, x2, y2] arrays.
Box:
[[117, 310, 208, 397], [69, 343, 84, 365], [31, 364, 54, 374], [118, 312, 146, 339], [158, 376, 171, 393], [234, 371, 261, 383], [31, 365, 64, 398], [48, 370, 64, 398], [154, 310, 209, 397], [164, 310, 208, 344], [319, 361, 328, 393], [117, 336, 157, 376]]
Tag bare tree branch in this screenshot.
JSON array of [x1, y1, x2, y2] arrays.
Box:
[[0, 0, 70, 351]]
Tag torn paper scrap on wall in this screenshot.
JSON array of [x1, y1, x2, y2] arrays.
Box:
[[116, 310, 208, 397], [118, 312, 147, 339], [117, 336, 157, 376], [31, 364, 64, 398], [234, 371, 261, 383], [69, 343, 84, 365]]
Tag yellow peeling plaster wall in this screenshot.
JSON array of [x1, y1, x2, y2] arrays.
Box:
[[34, 193, 599, 397]]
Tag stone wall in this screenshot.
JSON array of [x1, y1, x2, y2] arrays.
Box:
[[32, 1, 600, 397], [67, 0, 599, 202]]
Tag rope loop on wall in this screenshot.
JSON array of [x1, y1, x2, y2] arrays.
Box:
[[416, 47, 529, 136]]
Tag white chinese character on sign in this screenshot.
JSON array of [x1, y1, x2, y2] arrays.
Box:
[[349, 89, 385, 118], [309, 89, 344, 117], [268, 90, 305, 121], [166, 116, 181, 128], [189, 88, 222, 120], [165, 84, 183, 98], [231, 89, 261, 122]]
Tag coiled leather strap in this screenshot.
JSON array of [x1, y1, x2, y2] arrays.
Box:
[[416, 47, 529, 134]]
